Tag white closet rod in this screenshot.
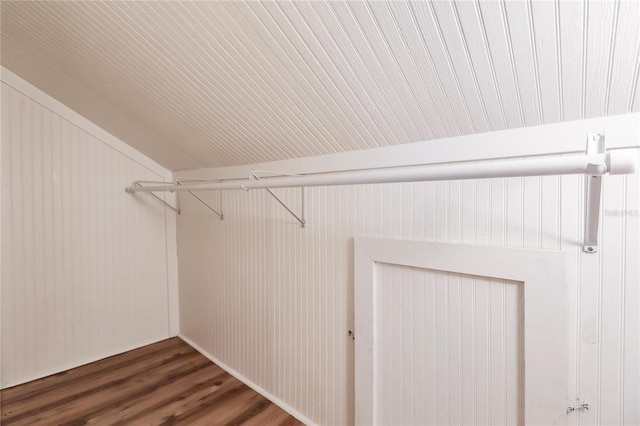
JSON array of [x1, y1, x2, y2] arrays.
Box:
[[127, 151, 636, 193]]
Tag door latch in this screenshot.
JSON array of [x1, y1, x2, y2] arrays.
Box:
[[567, 400, 589, 414]]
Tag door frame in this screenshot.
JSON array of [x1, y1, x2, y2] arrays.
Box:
[[354, 237, 567, 425]]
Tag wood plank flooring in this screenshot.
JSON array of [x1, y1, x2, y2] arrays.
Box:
[[1, 338, 303, 426]]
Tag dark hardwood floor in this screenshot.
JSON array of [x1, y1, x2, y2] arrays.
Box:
[[0, 338, 303, 426]]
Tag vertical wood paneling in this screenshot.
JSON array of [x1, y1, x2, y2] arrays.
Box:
[[584, 1, 616, 119], [3, 1, 639, 170], [451, 1, 507, 132], [606, 2, 640, 114], [429, 1, 492, 133], [178, 147, 639, 425], [475, 0, 525, 129], [559, 1, 585, 122], [529, 1, 561, 124], [0, 83, 173, 388], [501, 1, 542, 127]]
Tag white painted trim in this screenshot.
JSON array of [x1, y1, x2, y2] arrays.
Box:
[[165, 192, 180, 337], [177, 113, 640, 179], [354, 237, 567, 426], [2, 336, 169, 389], [0, 74, 3, 380], [1, 66, 169, 179], [178, 334, 315, 426]]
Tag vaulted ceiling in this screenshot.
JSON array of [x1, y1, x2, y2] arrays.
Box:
[[2, 1, 639, 171]]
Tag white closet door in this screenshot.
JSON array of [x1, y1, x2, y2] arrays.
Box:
[[354, 237, 567, 425]]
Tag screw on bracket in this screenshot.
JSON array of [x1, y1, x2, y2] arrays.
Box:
[[567, 400, 589, 414]]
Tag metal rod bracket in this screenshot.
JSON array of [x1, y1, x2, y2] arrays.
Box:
[[176, 179, 223, 220], [127, 181, 180, 214], [251, 171, 306, 228], [583, 133, 605, 253]]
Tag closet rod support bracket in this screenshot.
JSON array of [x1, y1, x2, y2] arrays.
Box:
[[251, 171, 306, 228], [176, 180, 223, 220], [583, 133, 605, 253], [127, 181, 180, 214]]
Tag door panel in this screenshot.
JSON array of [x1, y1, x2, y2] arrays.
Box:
[[354, 237, 566, 425], [377, 264, 523, 425]]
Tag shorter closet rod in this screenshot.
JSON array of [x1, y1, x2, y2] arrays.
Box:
[[127, 151, 636, 193]]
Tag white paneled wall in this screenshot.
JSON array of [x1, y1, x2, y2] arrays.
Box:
[[177, 123, 639, 425], [0, 77, 178, 388]]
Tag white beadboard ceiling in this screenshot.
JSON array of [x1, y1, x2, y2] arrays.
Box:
[[2, 1, 639, 171]]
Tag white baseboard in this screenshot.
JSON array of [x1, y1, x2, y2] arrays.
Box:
[[0, 335, 170, 390], [178, 334, 315, 426]]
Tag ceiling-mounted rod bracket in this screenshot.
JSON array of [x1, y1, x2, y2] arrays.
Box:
[[126, 181, 180, 214], [176, 178, 223, 220], [250, 170, 306, 228], [583, 132, 605, 253]]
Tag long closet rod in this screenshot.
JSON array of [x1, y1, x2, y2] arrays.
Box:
[[126, 151, 636, 193]]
